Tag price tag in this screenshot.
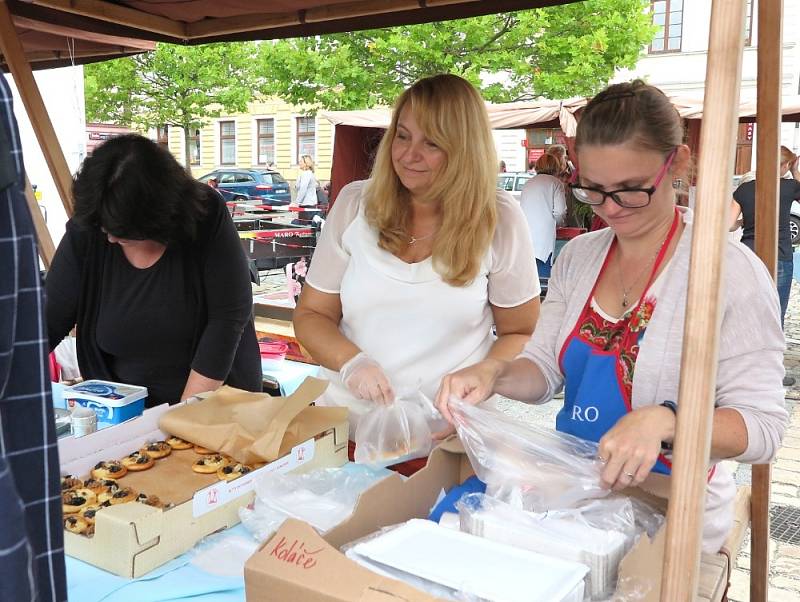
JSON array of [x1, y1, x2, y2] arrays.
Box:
[[192, 437, 316, 517]]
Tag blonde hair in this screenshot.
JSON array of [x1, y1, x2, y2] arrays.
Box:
[[781, 145, 797, 167], [535, 153, 561, 176], [365, 74, 497, 287], [300, 154, 315, 172]]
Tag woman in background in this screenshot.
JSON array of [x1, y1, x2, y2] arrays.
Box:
[[294, 154, 319, 207], [519, 152, 567, 279]]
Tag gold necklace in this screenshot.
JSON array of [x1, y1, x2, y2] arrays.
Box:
[[407, 229, 437, 245], [616, 234, 670, 308]]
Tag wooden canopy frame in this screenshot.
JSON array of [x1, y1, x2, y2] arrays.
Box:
[[0, 1, 785, 599]]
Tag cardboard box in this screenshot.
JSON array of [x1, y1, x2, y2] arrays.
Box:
[[245, 440, 745, 602], [59, 387, 348, 578]]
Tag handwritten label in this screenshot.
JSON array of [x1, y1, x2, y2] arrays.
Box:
[[269, 536, 322, 569], [192, 438, 316, 517]]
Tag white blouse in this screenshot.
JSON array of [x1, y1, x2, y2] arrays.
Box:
[[306, 180, 540, 429], [519, 173, 567, 262]]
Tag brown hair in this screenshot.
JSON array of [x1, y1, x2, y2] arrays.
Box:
[[365, 73, 497, 287], [534, 153, 561, 176], [576, 80, 683, 157]]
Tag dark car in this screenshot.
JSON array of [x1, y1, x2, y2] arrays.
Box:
[[198, 168, 291, 204]]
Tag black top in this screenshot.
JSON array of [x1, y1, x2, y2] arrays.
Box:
[[46, 193, 261, 407], [733, 178, 800, 262]]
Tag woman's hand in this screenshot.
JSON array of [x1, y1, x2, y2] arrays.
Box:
[[340, 352, 395, 404], [597, 405, 675, 491], [435, 359, 506, 423]]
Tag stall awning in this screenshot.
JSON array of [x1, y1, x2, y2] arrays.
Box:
[[3, 0, 578, 69]]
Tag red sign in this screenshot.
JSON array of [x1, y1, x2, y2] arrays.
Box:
[[528, 148, 545, 165], [745, 123, 754, 142], [521, 139, 528, 147]]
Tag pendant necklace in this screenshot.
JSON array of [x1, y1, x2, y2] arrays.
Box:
[[616, 233, 670, 308], [408, 231, 436, 245]]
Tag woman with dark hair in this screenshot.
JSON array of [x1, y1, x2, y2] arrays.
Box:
[[46, 134, 261, 407], [437, 80, 787, 553]]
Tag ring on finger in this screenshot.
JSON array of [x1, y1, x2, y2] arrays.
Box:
[[623, 471, 636, 479], [598, 456, 607, 463]]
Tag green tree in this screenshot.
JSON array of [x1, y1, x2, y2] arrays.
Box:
[[256, 0, 655, 109], [84, 42, 258, 168]]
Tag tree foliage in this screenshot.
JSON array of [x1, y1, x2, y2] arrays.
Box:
[[84, 43, 257, 166], [256, 0, 655, 109]]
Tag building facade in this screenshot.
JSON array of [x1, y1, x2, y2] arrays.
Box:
[[613, 0, 800, 172], [167, 97, 335, 185]]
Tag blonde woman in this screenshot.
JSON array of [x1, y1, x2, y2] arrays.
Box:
[[293, 74, 540, 474], [294, 154, 318, 207]]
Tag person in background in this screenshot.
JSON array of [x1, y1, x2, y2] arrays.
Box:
[[46, 134, 261, 407], [499, 160, 507, 173], [519, 152, 567, 280], [546, 143, 574, 181], [293, 73, 540, 475], [438, 80, 788, 554], [0, 74, 66, 602], [207, 175, 225, 200], [294, 154, 319, 207], [730, 146, 800, 386]]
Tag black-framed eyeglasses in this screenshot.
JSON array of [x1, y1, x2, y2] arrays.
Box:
[[568, 148, 677, 209]]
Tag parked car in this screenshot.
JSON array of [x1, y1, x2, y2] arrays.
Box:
[[198, 168, 291, 204], [497, 172, 534, 201]]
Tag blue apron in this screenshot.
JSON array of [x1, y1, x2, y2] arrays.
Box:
[[556, 210, 680, 476]]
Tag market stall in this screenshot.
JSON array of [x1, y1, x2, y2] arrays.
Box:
[[0, 1, 786, 600]]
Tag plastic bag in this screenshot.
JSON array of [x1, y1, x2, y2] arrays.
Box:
[[450, 397, 607, 511], [354, 396, 433, 467], [239, 465, 390, 542], [456, 493, 663, 601]]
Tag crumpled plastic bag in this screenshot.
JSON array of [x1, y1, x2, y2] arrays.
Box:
[[239, 465, 389, 542], [450, 397, 607, 511], [354, 393, 434, 468]]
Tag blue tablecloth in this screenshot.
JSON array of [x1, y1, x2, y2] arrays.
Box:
[[66, 526, 251, 602], [262, 359, 319, 396]]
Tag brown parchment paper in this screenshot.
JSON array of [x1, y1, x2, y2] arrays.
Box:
[[157, 377, 347, 465]]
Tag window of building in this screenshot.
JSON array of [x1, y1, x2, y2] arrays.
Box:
[[257, 118, 275, 165], [189, 128, 200, 165], [649, 0, 682, 53], [219, 120, 236, 165], [296, 116, 315, 163], [744, 0, 755, 46], [156, 124, 169, 146]]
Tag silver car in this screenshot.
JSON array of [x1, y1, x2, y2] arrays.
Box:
[[497, 172, 534, 201]]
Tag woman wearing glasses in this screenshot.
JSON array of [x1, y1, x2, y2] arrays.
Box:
[[437, 80, 788, 553]]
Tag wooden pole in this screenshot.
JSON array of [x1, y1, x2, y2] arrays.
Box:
[[24, 177, 55, 269], [0, 0, 74, 216], [660, 1, 746, 600], [750, 1, 783, 600]]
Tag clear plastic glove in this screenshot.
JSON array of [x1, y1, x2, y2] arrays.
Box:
[[340, 352, 395, 404]]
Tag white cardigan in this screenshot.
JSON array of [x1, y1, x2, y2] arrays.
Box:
[[520, 207, 788, 551]]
